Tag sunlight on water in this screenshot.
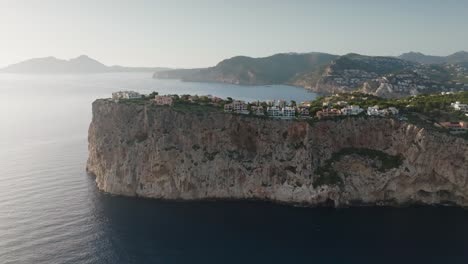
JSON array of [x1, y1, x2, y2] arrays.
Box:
[[1, 73, 468, 264]]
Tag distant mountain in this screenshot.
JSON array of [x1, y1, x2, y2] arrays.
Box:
[[399, 51, 468, 67], [154, 52, 339, 85], [155, 51, 468, 98], [1, 55, 169, 74], [398, 52, 446, 64]]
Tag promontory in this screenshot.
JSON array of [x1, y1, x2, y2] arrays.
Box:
[[87, 94, 468, 207]]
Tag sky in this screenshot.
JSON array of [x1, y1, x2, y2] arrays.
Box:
[[0, 0, 467, 68]]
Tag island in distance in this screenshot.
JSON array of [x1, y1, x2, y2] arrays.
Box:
[[154, 51, 468, 98], [1, 55, 170, 74]]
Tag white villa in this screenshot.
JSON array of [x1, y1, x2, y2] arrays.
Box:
[[341, 105, 364, 115], [282, 107, 296, 118], [452, 101, 468, 112], [367, 106, 382, 116], [224, 100, 249, 114], [367, 106, 399, 116], [266, 106, 296, 119], [267, 106, 281, 117], [112, 91, 141, 100], [153, 95, 174, 106]]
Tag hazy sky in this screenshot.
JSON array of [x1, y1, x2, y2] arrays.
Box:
[[0, 0, 467, 68]]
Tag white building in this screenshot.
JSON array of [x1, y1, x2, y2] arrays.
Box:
[[267, 106, 281, 117], [367, 106, 382, 116], [341, 105, 363, 116], [387, 107, 399, 115], [112, 91, 141, 100], [282, 107, 296, 119], [452, 101, 468, 112], [266, 106, 295, 119], [224, 100, 249, 114], [367, 105, 399, 116]]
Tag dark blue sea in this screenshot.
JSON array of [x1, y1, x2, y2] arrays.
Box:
[[1, 73, 468, 263]]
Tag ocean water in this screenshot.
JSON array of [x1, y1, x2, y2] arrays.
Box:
[[0, 73, 468, 263]]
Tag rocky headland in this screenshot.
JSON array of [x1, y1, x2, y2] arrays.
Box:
[[87, 99, 468, 207]]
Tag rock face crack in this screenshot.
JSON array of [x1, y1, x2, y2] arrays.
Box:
[[87, 99, 468, 207]]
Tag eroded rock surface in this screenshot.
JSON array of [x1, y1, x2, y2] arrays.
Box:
[[87, 100, 468, 207]]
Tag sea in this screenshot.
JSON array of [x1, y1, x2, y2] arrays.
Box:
[[0, 73, 468, 264]]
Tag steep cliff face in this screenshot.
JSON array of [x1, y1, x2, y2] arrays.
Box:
[[87, 100, 468, 207]]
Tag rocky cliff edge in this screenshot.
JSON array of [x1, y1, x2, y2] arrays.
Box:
[[87, 99, 468, 207]]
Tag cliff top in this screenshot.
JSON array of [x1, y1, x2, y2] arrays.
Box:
[[103, 90, 468, 140]]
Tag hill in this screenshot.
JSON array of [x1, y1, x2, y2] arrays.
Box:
[[154, 52, 338, 85], [155, 52, 468, 98], [1, 55, 169, 74], [399, 51, 468, 67], [316, 53, 468, 97]]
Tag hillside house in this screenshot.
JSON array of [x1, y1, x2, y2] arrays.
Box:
[[367, 106, 399, 116], [367, 106, 382, 116], [112, 91, 141, 101], [211, 97, 222, 105], [452, 101, 468, 112], [439, 121, 468, 134], [282, 107, 296, 119], [316, 108, 341, 119], [341, 105, 363, 116], [267, 106, 281, 117], [298, 107, 310, 117], [153, 95, 174, 106], [224, 100, 248, 114]]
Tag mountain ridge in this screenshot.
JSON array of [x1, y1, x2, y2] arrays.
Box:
[[1, 55, 170, 74], [399, 51, 468, 66], [155, 51, 468, 98]]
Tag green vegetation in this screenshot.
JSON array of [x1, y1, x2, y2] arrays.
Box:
[[192, 144, 200, 150], [115, 89, 468, 139], [310, 91, 468, 135], [313, 170, 342, 188], [313, 148, 403, 188], [156, 52, 338, 85], [172, 101, 222, 113], [119, 97, 147, 105], [204, 151, 219, 161]]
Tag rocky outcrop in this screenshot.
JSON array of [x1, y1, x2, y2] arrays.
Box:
[[87, 99, 468, 207]]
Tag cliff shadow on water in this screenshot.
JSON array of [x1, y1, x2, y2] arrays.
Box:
[[87, 99, 468, 208]]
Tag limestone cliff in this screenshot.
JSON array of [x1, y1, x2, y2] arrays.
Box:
[[87, 100, 468, 207]]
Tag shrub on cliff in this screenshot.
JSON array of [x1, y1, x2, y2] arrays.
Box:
[[313, 148, 403, 188]]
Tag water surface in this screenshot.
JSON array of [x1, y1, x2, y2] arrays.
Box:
[[0, 73, 467, 263]]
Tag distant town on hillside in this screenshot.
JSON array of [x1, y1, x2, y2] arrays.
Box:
[[155, 51, 468, 98]]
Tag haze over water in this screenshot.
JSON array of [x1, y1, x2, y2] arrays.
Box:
[[1, 73, 468, 263]]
